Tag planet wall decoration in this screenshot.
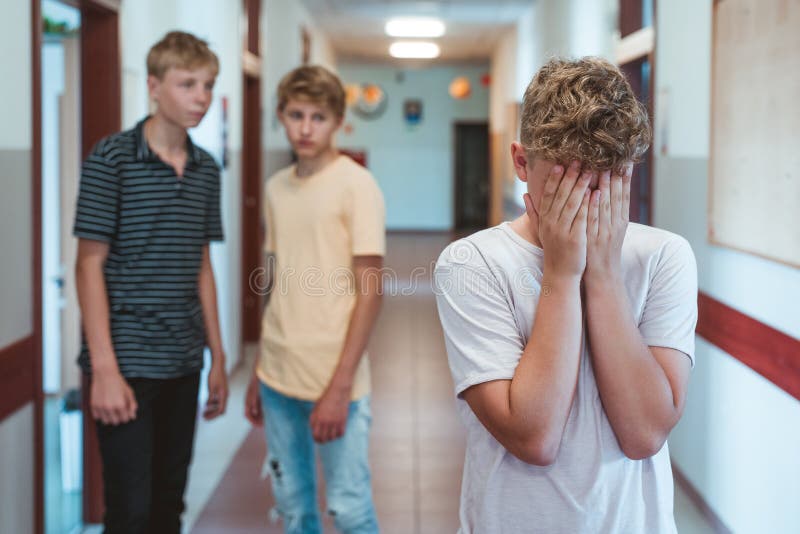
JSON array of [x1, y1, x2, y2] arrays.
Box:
[[449, 76, 472, 100], [347, 83, 388, 120]]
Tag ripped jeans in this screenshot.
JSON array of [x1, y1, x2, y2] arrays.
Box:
[[260, 382, 379, 534]]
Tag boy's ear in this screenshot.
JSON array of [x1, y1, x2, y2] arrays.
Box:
[[146, 74, 161, 101], [510, 142, 530, 182]]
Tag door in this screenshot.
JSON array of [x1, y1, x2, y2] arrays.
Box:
[[41, 2, 83, 532], [454, 122, 490, 230]]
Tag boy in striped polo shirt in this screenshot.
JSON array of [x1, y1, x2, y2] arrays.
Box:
[[73, 31, 228, 533]]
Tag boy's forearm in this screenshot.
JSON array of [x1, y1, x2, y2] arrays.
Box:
[[261, 252, 276, 312], [75, 260, 118, 374], [198, 247, 225, 361], [327, 291, 382, 392], [584, 274, 678, 456], [507, 273, 583, 452]]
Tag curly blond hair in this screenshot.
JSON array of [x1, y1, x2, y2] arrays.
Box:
[[520, 57, 651, 174]]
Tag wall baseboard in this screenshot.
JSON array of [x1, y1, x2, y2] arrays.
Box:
[[672, 461, 732, 534]]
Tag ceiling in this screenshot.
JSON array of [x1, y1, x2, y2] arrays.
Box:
[[299, 0, 534, 63]]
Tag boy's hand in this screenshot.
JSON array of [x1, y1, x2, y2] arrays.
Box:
[[526, 161, 592, 279], [91, 367, 138, 425], [310, 384, 350, 443], [585, 164, 633, 283], [203, 358, 228, 420], [244, 375, 263, 427]]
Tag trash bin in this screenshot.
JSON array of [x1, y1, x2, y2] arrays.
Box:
[[60, 388, 83, 492]]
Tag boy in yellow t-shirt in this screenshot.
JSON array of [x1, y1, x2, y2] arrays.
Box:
[[244, 65, 385, 533]]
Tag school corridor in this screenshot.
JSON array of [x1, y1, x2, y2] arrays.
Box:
[[2, 0, 799, 533], [185, 233, 713, 534]]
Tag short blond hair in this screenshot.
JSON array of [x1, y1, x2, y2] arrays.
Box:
[[147, 31, 219, 79], [277, 66, 346, 119], [520, 57, 651, 174]]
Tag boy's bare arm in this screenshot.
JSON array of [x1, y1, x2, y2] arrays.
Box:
[[584, 169, 691, 460], [309, 254, 383, 443], [198, 245, 228, 419], [245, 251, 275, 427], [75, 239, 137, 425], [462, 162, 591, 466]]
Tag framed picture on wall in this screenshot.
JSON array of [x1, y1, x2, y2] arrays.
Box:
[[403, 99, 422, 125]]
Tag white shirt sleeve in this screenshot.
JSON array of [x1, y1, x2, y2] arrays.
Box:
[[434, 241, 526, 397], [638, 235, 699, 365]]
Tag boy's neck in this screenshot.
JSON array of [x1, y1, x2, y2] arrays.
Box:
[[510, 213, 544, 249], [145, 113, 188, 156], [295, 147, 339, 178]]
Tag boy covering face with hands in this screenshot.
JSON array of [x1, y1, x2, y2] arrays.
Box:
[[435, 57, 698, 533]]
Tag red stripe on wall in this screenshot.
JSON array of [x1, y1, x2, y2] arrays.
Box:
[[697, 292, 800, 401], [0, 336, 36, 422]]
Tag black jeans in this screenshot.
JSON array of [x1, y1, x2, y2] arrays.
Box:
[[95, 373, 200, 534]]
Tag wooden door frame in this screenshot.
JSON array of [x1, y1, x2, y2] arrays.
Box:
[[31, 2, 44, 531], [618, 0, 656, 225], [241, 0, 263, 343], [77, 2, 122, 524], [32, 0, 121, 528]]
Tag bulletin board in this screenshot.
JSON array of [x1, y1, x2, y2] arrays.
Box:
[[709, 0, 800, 268]]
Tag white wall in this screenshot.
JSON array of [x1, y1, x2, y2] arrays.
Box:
[[0, 0, 35, 532], [337, 63, 490, 230], [261, 0, 337, 165], [0, 404, 35, 534], [490, 26, 518, 136], [654, 0, 800, 532], [0, 0, 32, 151], [119, 0, 244, 371], [0, 0, 34, 347], [492, 0, 616, 216]]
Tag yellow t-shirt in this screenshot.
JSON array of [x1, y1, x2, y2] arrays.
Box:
[[257, 155, 386, 401]]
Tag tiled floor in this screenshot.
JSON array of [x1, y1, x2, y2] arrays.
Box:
[[183, 232, 720, 533]]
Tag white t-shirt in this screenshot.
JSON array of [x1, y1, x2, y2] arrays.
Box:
[[434, 222, 698, 534]]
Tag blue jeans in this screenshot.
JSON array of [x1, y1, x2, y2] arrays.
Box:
[[259, 382, 379, 534]]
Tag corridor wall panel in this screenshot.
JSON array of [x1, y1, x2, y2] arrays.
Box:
[[654, 0, 800, 532], [0, 403, 35, 534], [709, 0, 800, 267], [0, 1, 36, 531], [0, 0, 34, 348]]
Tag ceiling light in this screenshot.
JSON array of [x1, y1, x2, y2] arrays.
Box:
[[389, 41, 441, 59], [385, 17, 446, 38]]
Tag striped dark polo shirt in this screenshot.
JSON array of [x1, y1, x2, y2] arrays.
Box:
[[73, 116, 224, 379]]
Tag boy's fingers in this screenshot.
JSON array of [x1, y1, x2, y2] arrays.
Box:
[[551, 161, 582, 217], [540, 164, 564, 215], [108, 409, 121, 426], [587, 189, 601, 239], [599, 171, 612, 233], [610, 170, 623, 222], [622, 164, 632, 222], [572, 189, 590, 233], [561, 169, 592, 224], [127, 391, 138, 419]]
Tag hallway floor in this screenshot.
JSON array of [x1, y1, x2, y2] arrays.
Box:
[[181, 232, 718, 533]]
